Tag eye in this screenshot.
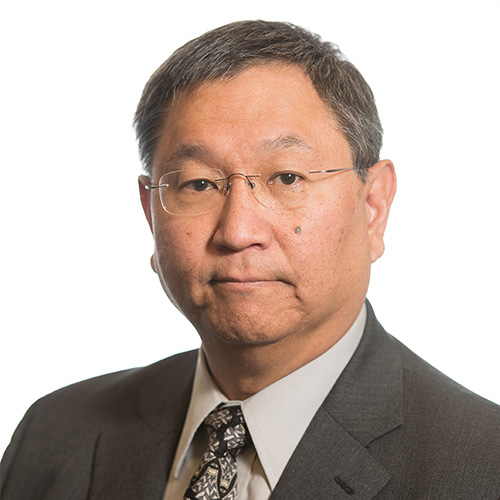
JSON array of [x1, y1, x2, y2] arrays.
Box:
[[269, 172, 304, 187], [182, 179, 218, 192]]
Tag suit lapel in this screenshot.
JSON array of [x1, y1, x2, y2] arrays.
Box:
[[87, 351, 198, 500], [271, 302, 403, 499], [270, 408, 391, 499]]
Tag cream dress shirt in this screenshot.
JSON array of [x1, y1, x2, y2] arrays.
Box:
[[164, 303, 366, 500]]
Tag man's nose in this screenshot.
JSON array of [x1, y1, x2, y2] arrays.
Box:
[[212, 175, 274, 252]]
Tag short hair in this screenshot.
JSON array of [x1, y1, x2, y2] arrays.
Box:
[[134, 20, 382, 180]]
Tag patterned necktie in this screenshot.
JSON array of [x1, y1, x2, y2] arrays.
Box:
[[184, 404, 250, 500]]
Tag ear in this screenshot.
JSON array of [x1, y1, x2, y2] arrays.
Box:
[[138, 175, 158, 274], [364, 160, 397, 263], [138, 175, 153, 232]]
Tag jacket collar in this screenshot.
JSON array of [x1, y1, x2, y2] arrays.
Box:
[[324, 301, 403, 446], [271, 301, 403, 499]]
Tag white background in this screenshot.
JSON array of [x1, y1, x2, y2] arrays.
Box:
[[1, 0, 499, 454]]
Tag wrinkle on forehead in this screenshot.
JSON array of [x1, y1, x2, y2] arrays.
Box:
[[157, 134, 318, 172]]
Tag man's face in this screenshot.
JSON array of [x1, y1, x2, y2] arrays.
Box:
[[141, 64, 392, 352]]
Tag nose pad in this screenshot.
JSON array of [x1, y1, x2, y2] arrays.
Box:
[[222, 173, 259, 196]]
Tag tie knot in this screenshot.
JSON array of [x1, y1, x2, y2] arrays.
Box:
[[204, 405, 249, 457], [184, 405, 249, 499]]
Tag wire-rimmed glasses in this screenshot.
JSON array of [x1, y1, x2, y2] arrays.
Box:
[[145, 165, 372, 216]]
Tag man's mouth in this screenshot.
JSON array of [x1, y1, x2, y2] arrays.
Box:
[[211, 277, 272, 283]]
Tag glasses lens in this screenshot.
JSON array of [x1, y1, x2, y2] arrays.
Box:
[[256, 165, 356, 210], [158, 167, 224, 215], [155, 165, 355, 215], [248, 164, 313, 211]]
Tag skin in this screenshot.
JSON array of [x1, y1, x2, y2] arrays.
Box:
[[139, 64, 396, 400]]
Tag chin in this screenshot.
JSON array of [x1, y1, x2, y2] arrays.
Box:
[[198, 315, 293, 348]]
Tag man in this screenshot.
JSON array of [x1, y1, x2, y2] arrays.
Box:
[[2, 20, 500, 500]]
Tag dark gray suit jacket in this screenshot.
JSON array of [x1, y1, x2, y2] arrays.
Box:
[[2, 303, 500, 499]]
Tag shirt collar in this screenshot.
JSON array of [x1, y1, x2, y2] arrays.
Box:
[[171, 351, 232, 479], [172, 303, 366, 487]]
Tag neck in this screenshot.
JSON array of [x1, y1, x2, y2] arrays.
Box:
[[201, 306, 362, 400]]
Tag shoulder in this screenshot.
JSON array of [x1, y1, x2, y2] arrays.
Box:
[[1, 349, 198, 484], [393, 334, 500, 429], [23, 349, 198, 423], [363, 303, 500, 428], [366, 325, 500, 496]]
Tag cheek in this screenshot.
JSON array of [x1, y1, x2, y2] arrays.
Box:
[[153, 224, 202, 288], [281, 208, 340, 286], [296, 195, 369, 277]]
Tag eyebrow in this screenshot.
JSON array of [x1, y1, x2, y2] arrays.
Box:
[[162, 134, 313, 169], [260, 135, 312, 152]]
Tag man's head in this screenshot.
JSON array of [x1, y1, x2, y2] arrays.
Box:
[[134, 20, 382, 181], [136, 21, 396, 389]]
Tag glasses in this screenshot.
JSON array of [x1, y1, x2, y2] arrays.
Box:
[[145, 165, 371, 215]]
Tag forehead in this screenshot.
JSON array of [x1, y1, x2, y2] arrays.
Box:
[[151, 64, 351, 173]]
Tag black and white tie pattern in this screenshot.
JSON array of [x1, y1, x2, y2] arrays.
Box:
[[184, 405, 249, 500]]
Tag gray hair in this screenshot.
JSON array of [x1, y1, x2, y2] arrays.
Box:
[[134, 20, 382, 180]]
